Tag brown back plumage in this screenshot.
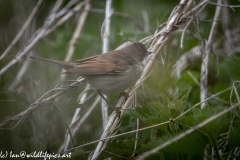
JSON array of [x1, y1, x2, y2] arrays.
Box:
[[31, 42, 149, 75]]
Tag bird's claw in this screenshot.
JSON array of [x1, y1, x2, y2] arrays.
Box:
[[114, 106, 121, 118]]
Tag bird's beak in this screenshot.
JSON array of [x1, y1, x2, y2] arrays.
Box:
[[147, 49, 154, 55], [142, 50, 154, 65]]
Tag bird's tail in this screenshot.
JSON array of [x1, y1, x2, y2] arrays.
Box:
[[30, 56, 74, 69]]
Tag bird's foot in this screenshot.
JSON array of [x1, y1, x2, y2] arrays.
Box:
[[114, 106, 122, 118]]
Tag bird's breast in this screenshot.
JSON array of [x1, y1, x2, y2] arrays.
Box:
[[84, 63, 144, 94]]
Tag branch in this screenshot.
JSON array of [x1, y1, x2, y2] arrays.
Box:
[[58, 95, 100, 152], [44, 2, 86, 37], [200, 0, 223, 108], [0, 79, 85, 128], [89, 0, 193, 159], [135, 101, 240, 160], [100, 0, 113, 131], [0, 0, 43, 60], [0, 0, 85, 75], [8, 51, 35, 91], [60, 86, 230, 153], [172, 46, 201, 78], [61, 0, 91, 80], [57, 0, 92, 152]]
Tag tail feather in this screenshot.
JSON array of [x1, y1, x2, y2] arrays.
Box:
[[30, 56, 74, 69]]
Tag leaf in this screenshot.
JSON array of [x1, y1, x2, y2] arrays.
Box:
[[137, 132, 207, 157], [181, 106, 228, 137], [229, 127, 240, 147]]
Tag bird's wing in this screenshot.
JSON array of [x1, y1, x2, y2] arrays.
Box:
[[64, 55, 126, 75]]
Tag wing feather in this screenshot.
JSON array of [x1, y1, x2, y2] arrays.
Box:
[[64, 55, 126, 75]]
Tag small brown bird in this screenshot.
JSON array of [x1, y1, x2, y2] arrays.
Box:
[[31, 42, 151, 106]]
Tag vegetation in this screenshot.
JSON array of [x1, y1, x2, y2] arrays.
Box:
[[0, 0, 240, 159]]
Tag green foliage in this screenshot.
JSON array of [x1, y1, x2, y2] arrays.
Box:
[[151, 87, 191, 120], [130, 87, 191, 132], [67, 149, 90, 160], [137, 132, 208, 159], [197, 107, 227, 136], [128, 86, 235, 159], [229, 127, 240, 147], [1, 0, 240, 159], [103, 139, 136, 159], [0, 89, 81, 153]]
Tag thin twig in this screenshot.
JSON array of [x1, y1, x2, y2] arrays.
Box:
[[60, 86, 230, 153], [8, 51, 35, 91], [0, 80, 84, 128], [0, 0, 43, 60], [208, 1, 240, 8], [44, 2, 86, 37], [172, 46, 201, 78], [90, 8, 144, 31], [175, 87, 231, 120], [100, 0, 113, 131], [54, 105, 75, 147], [63, 121, 170, 154], [61, 0, 91, 80], [200, 0, 222, 108], [0, 0, 84, 75], [135, 102, 240, 160], [180, 1, 208, 48], [58, 96, 100, 152], [89, 0, 193, 159]]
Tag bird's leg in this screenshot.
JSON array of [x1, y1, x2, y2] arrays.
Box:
[[97, 90, 121, 116], [113, 92, 130, 112], [97, 90, 114, 109]]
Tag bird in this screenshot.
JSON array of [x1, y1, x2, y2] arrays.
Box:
[[31, 42, 151, 108]]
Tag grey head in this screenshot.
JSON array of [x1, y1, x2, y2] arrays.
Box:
[[118, 42, 152, 63]]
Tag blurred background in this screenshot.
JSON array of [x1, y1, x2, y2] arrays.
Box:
[[0, 0, 240, 159]]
